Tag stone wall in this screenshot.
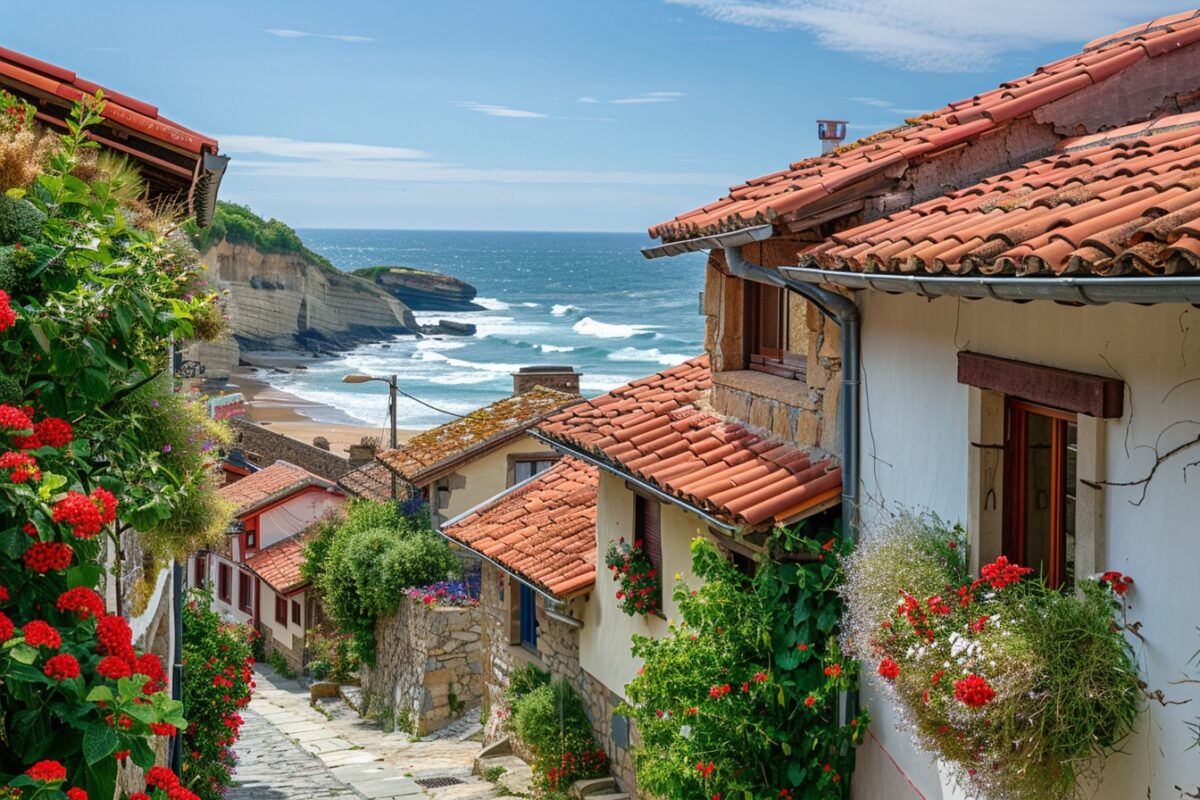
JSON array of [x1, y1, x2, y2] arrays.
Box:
[[362, 600, 482, 735], [229, 417, 352, 480], [478, 564, 637, 794]]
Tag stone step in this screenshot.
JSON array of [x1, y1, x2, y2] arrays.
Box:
[[571, 777, 617, 798], [587, 794, 631, 800]]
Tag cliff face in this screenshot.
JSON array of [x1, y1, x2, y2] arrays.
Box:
[[353, 266, 479, 311], [203, 241, 418, 352]]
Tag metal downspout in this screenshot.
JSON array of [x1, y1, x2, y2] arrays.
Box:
[[722, 247, 860, 542]]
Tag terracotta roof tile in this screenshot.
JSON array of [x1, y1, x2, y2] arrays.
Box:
[[245, 533, 310, 594], [218, 461, 332, 518], [796, 115, 1200, 277], [538, 356, 841, 527], [441, 458, 598, 598], [336, 461, 411, 503], [650, 10, 1200, 243], [376, 387, 577, 486]]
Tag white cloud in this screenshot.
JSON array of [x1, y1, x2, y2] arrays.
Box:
[[218, 134, 729, 186], [217, 135, 430, 161], [849, 96, 927, 117], [455, 101, 548, 119], [578, 91, 687, 105], [265, 28, 374, 43], [665, 0, 1183, 71]]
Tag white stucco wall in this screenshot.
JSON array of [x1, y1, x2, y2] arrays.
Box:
[[436, 434, 559, 527], [852, 292, 1200, 799], [257, 490, 344, 548], [579, 470, 714, 698]]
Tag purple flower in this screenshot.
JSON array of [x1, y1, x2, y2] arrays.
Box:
[[150, 399, 160, 409], [161, 444, 172, 454]]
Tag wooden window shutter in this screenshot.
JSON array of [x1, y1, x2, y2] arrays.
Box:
[[637, 496, 663, 575]]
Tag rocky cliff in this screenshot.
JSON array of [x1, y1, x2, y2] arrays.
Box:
[[202, 241, 418, 354], [352, 266, 479, 311]]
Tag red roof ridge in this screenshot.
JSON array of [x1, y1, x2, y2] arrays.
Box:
[[244, 530, 313, 594], [1083, 9, 1200, 51], [218, 460, 333, 517]]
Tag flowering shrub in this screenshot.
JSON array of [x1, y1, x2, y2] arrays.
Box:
[[180, 589, 254, 799], [624, 528, 865, 799], [604, 536, 660, 616], [506, 679, 607, 797], [840, 512, 1143, 800], [0, 93, 226, 798], [407, 580, 480, 608], [304, 628, 359, 682]]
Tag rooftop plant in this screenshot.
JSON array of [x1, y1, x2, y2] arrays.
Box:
[[839, 512, 1143, 800]]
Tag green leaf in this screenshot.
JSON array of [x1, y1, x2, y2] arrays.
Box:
[[10, 644, 37, 665], [68, 563, 102, 590], [80, 368, 110, 402], [0, 528, 28, 560], [82, 723, 117, 765], [84, 749, 117, 800], [129, 737, 155, 769], [781, 741, 792, 756], [85, 685, 114, 703], [120, 703, 158, 725]]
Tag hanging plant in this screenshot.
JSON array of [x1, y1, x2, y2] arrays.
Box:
[[839, 512, 1143, 800], [604, 536, 660, 616]]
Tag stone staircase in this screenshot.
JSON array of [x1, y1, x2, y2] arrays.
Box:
[[472, 737, 632, 800], [569, 776, 631, 800]]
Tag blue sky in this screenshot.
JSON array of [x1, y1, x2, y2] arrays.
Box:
[[8, 1, 1185, 232]]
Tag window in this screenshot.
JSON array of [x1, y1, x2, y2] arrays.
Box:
[[744, 282, 806, 380], [238, 572, 253, 614], [292, 600, 301, 627], [1005, 400, 1077, 590], [218, 563, 231, 603], [194, 555, 207, 588], [275, 595, 288, 625], [635, 495, 663, 609], [514, 458, 556, 484], [518, 583, 538, 651], [244, 519, 257, 550]]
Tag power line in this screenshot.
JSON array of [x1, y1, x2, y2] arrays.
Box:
[[394, 386, 465, 419]]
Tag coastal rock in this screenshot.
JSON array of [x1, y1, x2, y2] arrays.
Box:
[[353, 266, 479, 311], [199, 241, 419, 362], [419, 320, 477, 336]]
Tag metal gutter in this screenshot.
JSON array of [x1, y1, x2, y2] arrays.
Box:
[[641, 224, 774, 259], [780, 265, 1200, 305], [723, 248, 861, 543], [529, 431, 741, 534]]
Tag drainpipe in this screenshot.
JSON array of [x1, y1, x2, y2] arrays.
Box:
[[722, 246, 860, 543]]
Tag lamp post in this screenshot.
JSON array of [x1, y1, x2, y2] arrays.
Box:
[[341, 373, 398, 500]]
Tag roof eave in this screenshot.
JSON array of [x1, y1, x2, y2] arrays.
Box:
[[642, 224, 775, 259]]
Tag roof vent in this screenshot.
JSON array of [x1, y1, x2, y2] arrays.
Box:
[[817, 120, 848, 153], [513, 366, 580, 397]]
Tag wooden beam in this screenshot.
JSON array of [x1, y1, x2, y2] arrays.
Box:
[[956, 351, 1124, 419]]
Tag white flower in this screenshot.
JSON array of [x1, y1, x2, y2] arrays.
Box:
[[680, 725, 693, 738]]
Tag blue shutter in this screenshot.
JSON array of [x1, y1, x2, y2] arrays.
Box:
[[519, 584, 538, 649]]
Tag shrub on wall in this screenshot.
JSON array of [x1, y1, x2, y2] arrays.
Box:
[[180, 589, 254, 800], [303, 500, 458, 664], [839, 512, 1143, 800], [508, 679, 607, 797], [624, 528, 865, 799]]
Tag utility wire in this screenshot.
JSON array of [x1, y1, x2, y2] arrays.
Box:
[[395, 386, 466, 419]]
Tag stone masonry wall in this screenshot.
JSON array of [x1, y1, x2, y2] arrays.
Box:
[[229, 418, 352, 480], [362, 600, 482, 735]]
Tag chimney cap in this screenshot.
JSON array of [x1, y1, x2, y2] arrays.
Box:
[[515, 365, 577, 374]]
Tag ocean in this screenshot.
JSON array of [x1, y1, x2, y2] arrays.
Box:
[[258, 230, 708, 430]]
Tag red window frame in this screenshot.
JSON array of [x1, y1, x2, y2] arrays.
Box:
[[218, 563, 231, 603], [244, 518, 258, 551], [194, 555, 207, 588], [238, 572, 253, 614], [275, 595, 288, 625], [635, 495, 663, 610], [1004, 399, 1077, 590], [744, 282, 805, 380]]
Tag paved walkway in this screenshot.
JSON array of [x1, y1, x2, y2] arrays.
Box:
[[228, 666, 502, 800]]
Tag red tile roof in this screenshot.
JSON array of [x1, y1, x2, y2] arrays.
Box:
[[650, 10, 1200, 244], [538, 356, 841, 527], [797, 114, 1200, 276], [245, 533, 310, 594], [0, 47, 224, 220], [377, 387, 576, 486], [218, 461, 333, 518], [441, 457, 597, 598], [337, 461, 411, 503]]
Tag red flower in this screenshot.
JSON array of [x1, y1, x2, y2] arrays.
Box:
[[0, 610, 12, 642], [114, 749, 130, 761], [824, 663, 842, 678], [97, 655, 133, 680], [1099, 571, 1133, 596], [0, 404, 33, 433], [877, 658, 900, 680], [970, 614, 989, 633], [931, 670, 945, 687], [91, 488, 118, 524], [146, 765, 180, 789], [44, 653, 81, 681], [954, 674, 996, 708], [130, 794, 150, 800], [25, 759, 67, 782], [804, 695, 816, 707], [23, 541, 73, 573], [753, 671, 768, 682], [822, 537, 836, 551], [97, 614, 135, 660], [66, 787, 88, 800], [0, 451, 40, 482], [57, 586, 105, 619], [0, 289, 15, 332], [33, 417, 73, 448], [979, 556, 1033, 590], [150, 722, 177, 736], [695, 761, 715, 777], [52, 491, 104, 539], [796, 643, 807, 651], [22, 619, 61, 649]]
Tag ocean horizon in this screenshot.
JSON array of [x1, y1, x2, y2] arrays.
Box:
[[252, 229, 708, 430]]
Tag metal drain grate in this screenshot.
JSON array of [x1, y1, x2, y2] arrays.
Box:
[[414, 777, 465, 789]]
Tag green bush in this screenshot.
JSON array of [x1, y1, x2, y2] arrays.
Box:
[[305, 499, 459, 664], [510, 680, 607, 794], [0, 194, 44, 244], [507, 662, 550, 704], [305, 629, 359, 682], [185, 201, 338, 272]]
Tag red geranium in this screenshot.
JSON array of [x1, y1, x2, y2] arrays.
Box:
[[0, 451, 40, 482], [22, 619, 61, 649], [97, 656, 133, 680], [1098, 571, 1133, 596], [56, 587, 105, 619], [52, 491, 104, 539], [33, 417, 73, 448], [0, 404, 33, 433], [25, 759, 67, 782], [978, 556, 1033, 590], [44, 653, 81, 681], [953, 674, 996, 708], [0, 289, 15, 332], [96, 614, 135, 660], [877, 658, 900, 680], [0, 610, 12, 642], [66, 788, 88, 800], [23, 541, 73, 573]]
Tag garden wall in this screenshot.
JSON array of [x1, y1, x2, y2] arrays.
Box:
[[362, 600, 482, 735]]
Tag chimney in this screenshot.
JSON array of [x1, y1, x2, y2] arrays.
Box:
[[513, 366, 581, 397], [817, 119, 848, 154]]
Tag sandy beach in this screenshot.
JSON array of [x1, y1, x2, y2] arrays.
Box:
[[227, 367, 418, 456]]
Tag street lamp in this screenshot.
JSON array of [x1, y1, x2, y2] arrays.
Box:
[[342, 373, 398, 500]]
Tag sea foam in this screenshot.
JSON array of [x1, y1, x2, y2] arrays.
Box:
[[608, 347, 692, 366], [573, 317, 657, 340]]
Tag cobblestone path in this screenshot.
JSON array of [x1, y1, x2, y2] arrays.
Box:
[[227, 666, 503, 800]]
